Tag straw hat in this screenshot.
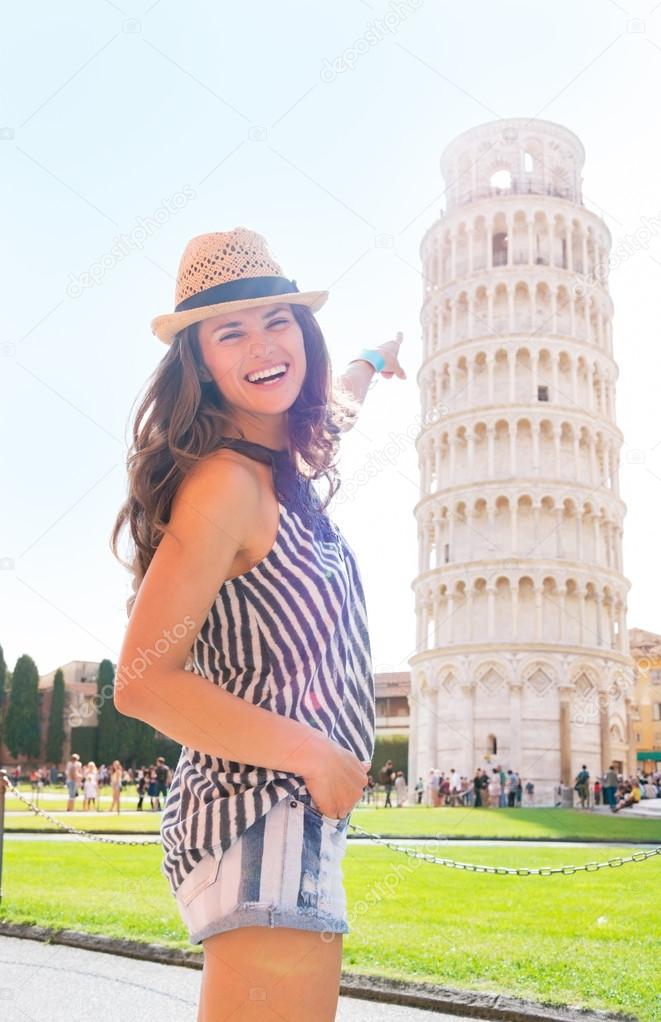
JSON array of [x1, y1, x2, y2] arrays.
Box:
[[150, 226, 329, 346]]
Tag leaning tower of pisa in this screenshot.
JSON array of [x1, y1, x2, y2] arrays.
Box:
[[409, 118, 636, 804]]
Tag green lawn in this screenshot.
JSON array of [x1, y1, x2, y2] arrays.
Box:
[[1, 839, 658, 1021], [5, 799, 661, 843]]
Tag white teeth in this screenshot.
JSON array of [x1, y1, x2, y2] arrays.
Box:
[[246, 363, 288, 383]]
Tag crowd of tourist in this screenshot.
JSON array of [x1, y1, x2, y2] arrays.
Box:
[[6, 757, 173, 812], [571, 762, 660, 812], [367, 761, 533, 807], [368, 760, 661, 810], [6, 757, 661, 814]]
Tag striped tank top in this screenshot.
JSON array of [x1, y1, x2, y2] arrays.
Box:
[[160, 437, 376, 894]]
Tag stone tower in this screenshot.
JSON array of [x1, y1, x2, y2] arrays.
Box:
[[409, 117, 636, 804]]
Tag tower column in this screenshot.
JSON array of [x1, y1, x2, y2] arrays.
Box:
[[558, 685, 573, 786], [509, 679, 523, 771], [427, 686, 438, 765], [460, 680, 475, 778]]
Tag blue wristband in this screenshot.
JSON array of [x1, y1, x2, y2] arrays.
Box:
[[351, 348, 386, 373]]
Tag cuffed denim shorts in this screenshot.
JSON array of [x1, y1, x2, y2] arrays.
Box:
[[173, 790, 351, 945]]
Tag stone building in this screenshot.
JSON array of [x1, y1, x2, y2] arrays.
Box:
[[409, 117, 636, 804], [628, 628, 661, 773]]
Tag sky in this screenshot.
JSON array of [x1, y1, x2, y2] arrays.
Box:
[[2, 0, 661, 683]]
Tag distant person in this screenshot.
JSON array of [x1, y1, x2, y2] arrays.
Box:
[[363, 772, 376, 805], [473, 768, 485, 807], [83, 761, 98, 811], [497, 766, 507, 808], [379, 760, 395, 808], [525, 780, 535, 805], [603, 764, 619, 809], [611, 779, 641, 813], [109, 760, 123, 813], [507, 769, 518, 807], [148, 765, 160, 811], [593, 778, 602, 806], [155, 757, 169, 808], [414, 776, 424, 805], [136, 767, 147, 811], [65, 754, 82, 812], [394, 770, 407, 807], [449, 768, 462, 807], [574, 764, 590, 809], [430, 769, 442, 807]]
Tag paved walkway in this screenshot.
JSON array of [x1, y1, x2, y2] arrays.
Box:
[[4, 832, 658, 848], [0, 934, 475, 1021]]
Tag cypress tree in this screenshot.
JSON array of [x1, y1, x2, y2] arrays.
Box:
[[4, 654, 41, 759], [45, 668, 65, 765], [96, 658, 120, 765]]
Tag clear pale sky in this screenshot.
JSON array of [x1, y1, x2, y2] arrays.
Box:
[[2, 0, 661, 682]]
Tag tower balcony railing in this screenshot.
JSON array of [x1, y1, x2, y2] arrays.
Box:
[[428, 257, 596, 297], [453, 179, 577, 208], [437, 318, 590, 348]]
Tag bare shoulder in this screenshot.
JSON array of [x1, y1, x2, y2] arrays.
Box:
[[168, 447, 261, 548]]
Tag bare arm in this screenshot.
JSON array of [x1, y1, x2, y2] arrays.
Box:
[[114, 452, 326, 774], [332, 359, 376, 434], [334, 335, 405, 433]]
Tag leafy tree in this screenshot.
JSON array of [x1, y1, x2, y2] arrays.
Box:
[[45, 668, 65, 764], [4, 654, 40, 759]]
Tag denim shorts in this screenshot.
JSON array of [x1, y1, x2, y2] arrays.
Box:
[[66, 780, 77, 799], [173, 790, 351, 945]]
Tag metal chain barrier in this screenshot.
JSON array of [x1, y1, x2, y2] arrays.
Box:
[[2, 775, 160, 846], [3, 774, 661, 874], [345, 819, 661, 875]]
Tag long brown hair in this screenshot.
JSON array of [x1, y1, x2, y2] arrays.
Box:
[[110, 303, 360, 616]]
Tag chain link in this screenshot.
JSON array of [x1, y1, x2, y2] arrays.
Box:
[[345, 820, 661, 874], [3, 777, 661, 874], [2, 778, 161, 846]]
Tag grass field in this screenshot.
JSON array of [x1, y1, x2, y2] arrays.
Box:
[[1, 838, 659, 1021], [5, 793, 661, 844]]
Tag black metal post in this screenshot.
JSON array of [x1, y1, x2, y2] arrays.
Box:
[[0, 769, 8, 906]]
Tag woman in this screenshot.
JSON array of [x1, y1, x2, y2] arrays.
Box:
[[82, 761, 98, 811], [109, 760, 123, 814], [111, 227, 405, 1021]]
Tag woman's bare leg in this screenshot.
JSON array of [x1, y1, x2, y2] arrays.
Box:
[[197, 926, 343, 1022]]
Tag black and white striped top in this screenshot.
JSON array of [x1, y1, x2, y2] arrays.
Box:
[[160, 437, 375, 894]]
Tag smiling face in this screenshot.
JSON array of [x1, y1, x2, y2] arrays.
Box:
[[196, 302, 306, 441]]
